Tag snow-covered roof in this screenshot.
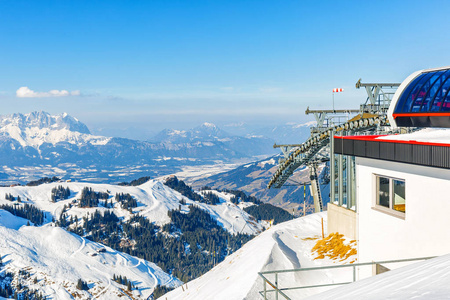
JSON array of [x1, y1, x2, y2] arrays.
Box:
[[337, 128, 450, 146], [376, 128, 450, 145]]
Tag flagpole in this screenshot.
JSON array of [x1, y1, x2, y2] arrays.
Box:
[[332, 88, 343, 112]]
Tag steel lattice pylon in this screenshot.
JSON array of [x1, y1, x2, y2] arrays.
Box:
[[268, 80, 401, 213]]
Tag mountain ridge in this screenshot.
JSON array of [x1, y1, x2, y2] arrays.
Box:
[[0, 111, 277, 183], [0, 209, 181, 299]]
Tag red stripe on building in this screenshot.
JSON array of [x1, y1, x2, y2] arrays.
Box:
[[334, 135, 450, 147]]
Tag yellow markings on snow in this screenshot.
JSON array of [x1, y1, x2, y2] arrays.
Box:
[[301, 235, 321, 241], [311, 232, 357, 261]]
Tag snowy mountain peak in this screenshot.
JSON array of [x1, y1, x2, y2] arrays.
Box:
[[152, 123, 231, 143], [192, 122, 229, 139], [0, 111, 109, 148], [202, 122, 216, 128], [1, 111, 90, 134]]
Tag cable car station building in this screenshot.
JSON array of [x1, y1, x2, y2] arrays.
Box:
[[331, 66, 450, 275]]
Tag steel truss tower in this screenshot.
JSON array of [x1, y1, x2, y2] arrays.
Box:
[[268, 80, 401, 213]]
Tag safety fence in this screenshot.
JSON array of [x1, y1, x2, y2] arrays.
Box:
[[258, 256, 435, 300]]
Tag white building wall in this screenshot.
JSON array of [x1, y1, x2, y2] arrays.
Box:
[[356, 157, 450, 277]]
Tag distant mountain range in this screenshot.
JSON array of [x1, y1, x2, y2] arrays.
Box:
[[151, 122, 230, 143], [223, 121, 315, 145], [0, 111, 283, 183], [250, 121, 316, 144]]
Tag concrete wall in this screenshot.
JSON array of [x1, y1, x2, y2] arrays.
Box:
[[327, 203, 357, 240], [356, 157, 450, 277]]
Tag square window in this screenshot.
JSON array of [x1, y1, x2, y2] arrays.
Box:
[[374, 175, 405, 216]]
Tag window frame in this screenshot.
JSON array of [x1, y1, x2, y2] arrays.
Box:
[[372, 174, 406, 219]]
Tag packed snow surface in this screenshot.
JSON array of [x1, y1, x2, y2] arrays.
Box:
[[162, 212, 356, 300], [307, 253, 450, 300], [377, 128, 450, 144], [0, 209, 181, 299]]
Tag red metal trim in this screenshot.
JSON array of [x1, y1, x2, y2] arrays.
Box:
[[393, 113, 450, 119], [334, 134, 450, 147]]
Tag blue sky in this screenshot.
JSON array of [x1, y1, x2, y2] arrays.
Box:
[[1, 0, 450, 139]]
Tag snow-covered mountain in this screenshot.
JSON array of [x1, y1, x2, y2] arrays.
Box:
[[0, 179, 263, 235], [0, 112, 276, 184], [0, 111, 90, 135], [0, 210, 180, 299], [150, 122, 275, 157], [152, 122, 230, 143], [250, 121, 316, 145], [0, 111, 109, 148], [0, 178, 268, 298]]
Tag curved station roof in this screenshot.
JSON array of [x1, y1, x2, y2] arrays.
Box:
[[389, 66, 450, 127]]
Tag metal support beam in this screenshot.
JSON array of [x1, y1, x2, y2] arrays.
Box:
[[330, 130, 335, 205], [279, 145, 293, 159], [350, 156, 356, 211], [347, 152, 352, 208], [305, 107, 360, 114], [338, 151, 343, 206], [356, 79, 400, 113], [365, 86, 380, 105], [308, 163, 323, 212]]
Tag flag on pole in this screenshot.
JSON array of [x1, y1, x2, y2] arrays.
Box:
[[333, 88, 344, 93]]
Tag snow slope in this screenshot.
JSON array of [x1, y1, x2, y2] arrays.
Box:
[[0, 209, 181, 299], [306, 253, 450, 300], [0, 179, 263, 235], [162, 212, 356, 300]]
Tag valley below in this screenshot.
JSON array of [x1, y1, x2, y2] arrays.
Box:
[[0, 111, 329, 299]]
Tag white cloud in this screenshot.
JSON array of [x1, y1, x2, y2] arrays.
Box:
[[16, 86, 81, 98]]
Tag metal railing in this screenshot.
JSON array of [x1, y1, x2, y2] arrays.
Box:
[[258, 256, 436, 300]]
